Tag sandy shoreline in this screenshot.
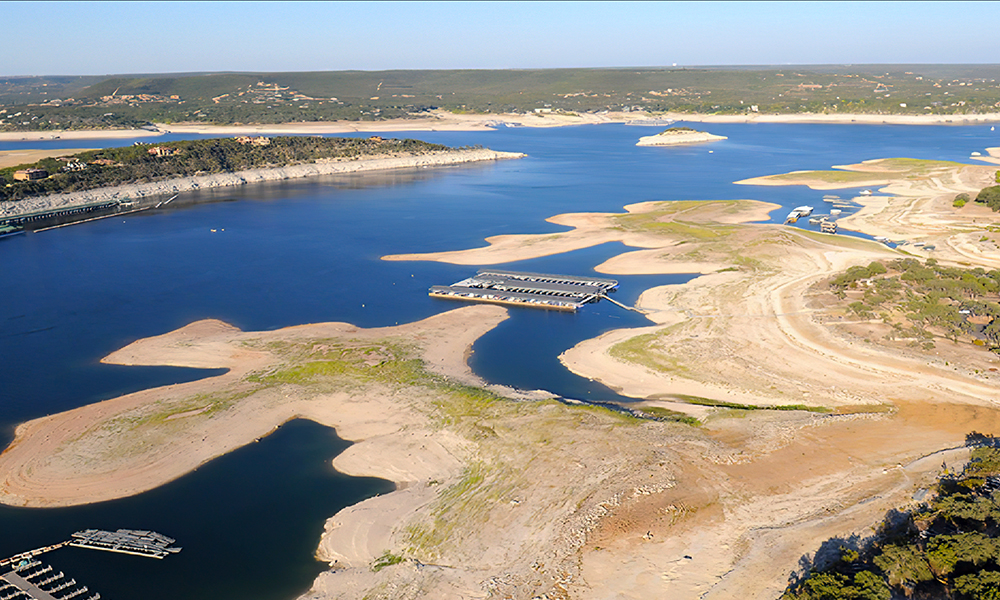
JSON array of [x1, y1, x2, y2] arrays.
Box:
[[7, 127, 1000, 598], [377, 163, 1000, 598], [3, 110, 1000, 142], [0, 148, 524, 218]]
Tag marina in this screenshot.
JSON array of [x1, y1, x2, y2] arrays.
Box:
[[430, 270, 619, 311], [0, 200, 121, 228], [0, 195, 164, 234], [1, 560, 99, 600], [0, 531, 179, 600]]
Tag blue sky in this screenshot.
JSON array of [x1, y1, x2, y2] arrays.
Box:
[[3, 1, 999, 76]]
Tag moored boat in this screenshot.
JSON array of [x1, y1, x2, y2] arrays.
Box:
[[0, 224, 25, 239]]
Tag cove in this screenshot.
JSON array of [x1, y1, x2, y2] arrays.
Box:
[[0, 419, 393, 600]]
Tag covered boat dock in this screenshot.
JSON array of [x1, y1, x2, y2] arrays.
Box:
[[429, 270, 619, 311]]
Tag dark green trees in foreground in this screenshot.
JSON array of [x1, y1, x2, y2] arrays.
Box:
[[784, 441, 1000, 600]]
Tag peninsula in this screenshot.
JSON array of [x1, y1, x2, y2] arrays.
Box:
[[0, 136, 524, 218], [4, 147, 1000, 599], [636, 126, 727, 146], [7, 133, 1000, 598]]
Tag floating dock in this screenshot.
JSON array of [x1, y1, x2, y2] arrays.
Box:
[[68, 529, 181, 559], [0, 200, 121, 228], [430, 270, 618, 311]]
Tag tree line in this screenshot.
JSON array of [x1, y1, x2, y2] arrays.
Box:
[[830, 258, 1000, 351], [0, 136, 454, 202], [784, 439, 1000, 600]]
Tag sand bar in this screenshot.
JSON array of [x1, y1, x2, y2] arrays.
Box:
[[0, 148, 96, 169]]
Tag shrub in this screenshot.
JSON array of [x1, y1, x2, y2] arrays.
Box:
[[976, 185, 1000, 211]]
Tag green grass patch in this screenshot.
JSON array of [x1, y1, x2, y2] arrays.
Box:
[[873, 157, 967, 172], [633, 406, 702, 426], [405, 462, 505, 557], [613, 216, 734, 240], [608, 329, 687, 374], [665, 393, 829, 413], [769, 170, 893, 184], [371, 551, 406, 572]]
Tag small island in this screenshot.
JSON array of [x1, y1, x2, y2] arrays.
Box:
[[636, 126, 727, 147]]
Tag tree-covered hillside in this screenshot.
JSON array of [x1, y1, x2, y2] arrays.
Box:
[[785, 440, 1000, 600], [4, 65, 1000, 131], [0, 136, 451, 202]]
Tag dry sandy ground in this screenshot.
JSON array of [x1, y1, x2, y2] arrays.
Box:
[[669, 111, 1000, 125], [0, 110, 639, 142], [6, 146, 1000, 599], [0, 307, 509, 507], [3, 110, 998, 142], [0, 148, 95, 169], [381, 162, 1000, 598]]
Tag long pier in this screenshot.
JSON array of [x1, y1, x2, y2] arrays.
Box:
[[430, 270, 619, 311], [0, 200, 121, 228]]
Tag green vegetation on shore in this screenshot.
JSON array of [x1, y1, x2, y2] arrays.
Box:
[[829, 259, 1000, 352], [0, 136, 453, 202], [976, 185, 1000, 211], [761, 158, 968, 186], [783, 440, 1000, 600], [4, 65, 1000, 131]]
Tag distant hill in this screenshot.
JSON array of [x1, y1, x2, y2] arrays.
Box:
[[3, 65, 1000, 131]]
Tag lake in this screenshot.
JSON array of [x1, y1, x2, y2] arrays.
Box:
[[1, 122, 997, 599]]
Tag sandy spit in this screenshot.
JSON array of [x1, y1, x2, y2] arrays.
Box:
[[0, 149, 524, 218]]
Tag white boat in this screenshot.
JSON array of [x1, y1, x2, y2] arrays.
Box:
[[792, 206, 814, 216], [830, 208, 842, 216], [859, 189, 873, 196]]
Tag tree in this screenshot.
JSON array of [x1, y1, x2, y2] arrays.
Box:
[[872, 544, 933, 592], [954, 570, 1000, 600], [975, 186, 1000, 212]]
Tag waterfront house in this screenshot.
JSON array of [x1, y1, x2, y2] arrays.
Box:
[[13, 168, 48, 181]]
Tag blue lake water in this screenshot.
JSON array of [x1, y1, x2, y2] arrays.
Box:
[[1, 122, 998, 599]]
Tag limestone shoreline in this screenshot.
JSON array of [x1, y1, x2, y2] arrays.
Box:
[[0, 148, 525, 218]]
